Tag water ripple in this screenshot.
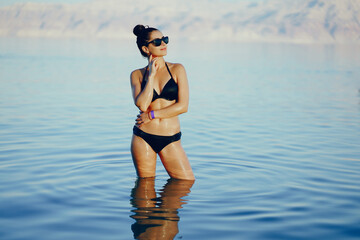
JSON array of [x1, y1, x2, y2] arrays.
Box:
[[1, 40, 360, 239]]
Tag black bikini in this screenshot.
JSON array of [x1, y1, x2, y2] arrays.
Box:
[[140, 63, 178, 102], [133, 63, 181, 153], [133, 126, 181, 153]]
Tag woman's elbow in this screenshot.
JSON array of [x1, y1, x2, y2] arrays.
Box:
[[135, 101, 148, 112], [138, 105, 148, 113], [178, 104, 188, 114]]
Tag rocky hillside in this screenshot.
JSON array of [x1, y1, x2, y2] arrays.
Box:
[[0, 0, 359, 43]]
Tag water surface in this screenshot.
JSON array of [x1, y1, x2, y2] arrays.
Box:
[[1, 38, 360, 239]]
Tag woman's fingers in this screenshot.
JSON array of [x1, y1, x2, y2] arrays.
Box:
[[148, 55, 159, 78], [148, 55, 156, 65], [150, 56, 158, 66], [135, 118, 143, 127], [135, 111, 151, 127], [154, 60, 159, 70], [136, 113, 144, 124]]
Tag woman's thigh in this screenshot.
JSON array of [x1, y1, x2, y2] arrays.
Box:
[[131, 135, 157, 178], [159, 140, 195, 180]]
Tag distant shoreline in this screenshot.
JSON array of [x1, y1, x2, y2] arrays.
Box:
[[1, 0, 359, 44]]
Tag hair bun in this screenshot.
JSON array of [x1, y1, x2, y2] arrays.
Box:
[[133, 25, 146, 37]]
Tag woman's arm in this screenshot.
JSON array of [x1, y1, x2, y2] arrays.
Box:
[[130, 57, 159, 112], [151, 63, 189, 119], [130, 69, 154, 112]]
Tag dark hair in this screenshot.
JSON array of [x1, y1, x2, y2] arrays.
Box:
[[133, 24, 158, 58]]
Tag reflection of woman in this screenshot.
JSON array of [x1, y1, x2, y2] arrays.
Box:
[[130, 24, 195, 180], [130, 178, 194, 240]]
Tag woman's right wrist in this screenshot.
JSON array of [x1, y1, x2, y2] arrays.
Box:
[[147, 75, 154, 81]]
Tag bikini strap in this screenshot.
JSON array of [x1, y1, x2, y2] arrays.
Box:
[[165, 63, 174, 80]]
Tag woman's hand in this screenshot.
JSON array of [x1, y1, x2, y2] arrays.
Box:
[[135, 111, 152, 127], [148, 55, 159, 79]]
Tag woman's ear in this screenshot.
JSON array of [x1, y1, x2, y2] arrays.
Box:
[[142, 46, 150, 56]]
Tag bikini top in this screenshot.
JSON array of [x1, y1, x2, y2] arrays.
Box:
[[141, 63, 178, 102]]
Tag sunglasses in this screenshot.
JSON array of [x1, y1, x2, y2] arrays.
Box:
[[147, 36, 169, 47]]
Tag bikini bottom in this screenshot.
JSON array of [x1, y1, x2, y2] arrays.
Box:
[[133, 126, 181, 153]]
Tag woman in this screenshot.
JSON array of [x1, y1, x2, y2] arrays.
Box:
[[130, 25, 195, 180]]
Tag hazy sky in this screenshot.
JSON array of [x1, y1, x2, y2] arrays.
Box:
[[0, 0, 91, 7], [0, 0, 253, 7]]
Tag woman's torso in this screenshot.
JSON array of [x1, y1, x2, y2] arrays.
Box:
[[137, 62, 180, 136]]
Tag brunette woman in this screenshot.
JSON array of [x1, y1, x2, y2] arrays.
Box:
[[130, 25, 195, 180]]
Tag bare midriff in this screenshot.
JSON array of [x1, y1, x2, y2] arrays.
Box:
[[137, 98, 180, 136]]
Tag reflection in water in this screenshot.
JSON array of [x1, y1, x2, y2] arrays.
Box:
[[130, 178, 194, 240]]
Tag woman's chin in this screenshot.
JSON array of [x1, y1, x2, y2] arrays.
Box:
[[152, 52, 167, 58]]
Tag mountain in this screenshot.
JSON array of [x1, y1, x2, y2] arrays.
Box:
[[0, 0, 359, 43]]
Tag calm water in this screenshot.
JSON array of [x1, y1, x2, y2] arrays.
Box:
[[1, 38, 360, 240]]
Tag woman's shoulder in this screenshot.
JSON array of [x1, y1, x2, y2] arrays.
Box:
[[131, 66, 147, 75], [167, 62, 186, 73], [167, 62, 187, 84], [130, 66, 147, 80]]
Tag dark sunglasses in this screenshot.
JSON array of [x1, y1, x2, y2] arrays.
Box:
[[147, 36, 169, 47]]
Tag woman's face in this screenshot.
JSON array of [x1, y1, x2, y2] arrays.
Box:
[[145, 30, 168, 58]]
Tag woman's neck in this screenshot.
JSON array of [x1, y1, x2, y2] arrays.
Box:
[[150, 56, 166, 67]]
